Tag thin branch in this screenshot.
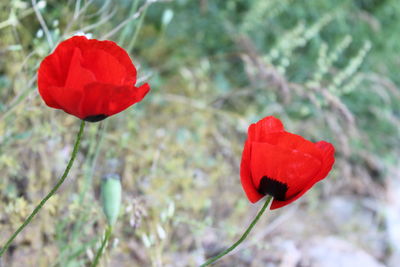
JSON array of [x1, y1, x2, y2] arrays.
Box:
[[63, 0, 95, 34], [74, 8, 117, 35], [101, 0, 170, 39], [32, 0, 54, 47], [73, 0, 82, 19]]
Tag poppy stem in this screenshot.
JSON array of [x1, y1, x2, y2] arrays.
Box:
[[0, 120, 86, 258], [91, 225, 113, 267], [199, 195, 273, 267]]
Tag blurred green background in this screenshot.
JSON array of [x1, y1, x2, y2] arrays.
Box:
[[1, 0, 399, 266]]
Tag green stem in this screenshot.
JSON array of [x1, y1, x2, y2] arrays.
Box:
[[127, 3, 148, 52], [199, 195, 273, 267], [118, 0, 140, 45], [0, 120, 86, 257], [91, 226, 113, 267], [61, 121, 107, 263]]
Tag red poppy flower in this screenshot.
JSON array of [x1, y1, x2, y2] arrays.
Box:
[[38, 36, 150, 122], [240, 116, 335, 209]]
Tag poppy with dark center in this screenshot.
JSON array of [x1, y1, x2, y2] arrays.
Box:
[[240, 116, 335, 209], [38, 36, 150, 122]]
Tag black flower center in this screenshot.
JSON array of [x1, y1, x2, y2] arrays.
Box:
[[257, 176, 288, 201], [84, 114, 108, 122]]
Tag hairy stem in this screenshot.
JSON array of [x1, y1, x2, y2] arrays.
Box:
[[0, 120, 86, 257], [91, 226, 113, 267], [199, 195, 273, 267]]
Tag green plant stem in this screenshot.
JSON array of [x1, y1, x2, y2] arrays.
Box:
[[55, 122, 101, 265], [127, 3, 148, 52], [0, 120, 86, 257], [61, 120, 107, 263], [199, 195, 273, 267], [118, 0, 140, 45], [71, 121, 107, 238], [91, 225, 113, 267]]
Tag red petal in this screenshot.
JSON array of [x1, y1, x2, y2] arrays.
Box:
[[240, 116, 285, 203], [108, 82, 150, 116], [84, 38, 137, 84], [261, 132, 322, 160], [250, 141, 321, 199], [78, 82, 150, 119], [39, 40, 76, 88], [80, 47, 133, 86], [248, 116, 284, 143], [37, 75, 62, 109], [59, 36, 136, 85], [38, 37, 93, 112], [39, 47, 96, 116], [314, 141, 335, 181], [64, 48, 96, 90], [37, 36, 147, 119], [49, 86, 84, 117], [240, 139, 264, 203], [38, 46, 77, 109], [270, 141, 335, 209]]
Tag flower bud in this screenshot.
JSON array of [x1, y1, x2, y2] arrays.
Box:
[[101, 174, 122, 226]]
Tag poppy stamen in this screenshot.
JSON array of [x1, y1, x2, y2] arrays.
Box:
[[257, 176, 288, 201], [84, 114, 108, 122]]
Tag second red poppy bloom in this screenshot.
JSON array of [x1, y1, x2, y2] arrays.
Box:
[[240, 116, 335, 209], [38, 36, 150, 122]]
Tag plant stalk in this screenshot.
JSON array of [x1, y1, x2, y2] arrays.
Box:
[[199, 195, 273, 267], [91, 225, 113, 267], [0, 120, 86, 257]]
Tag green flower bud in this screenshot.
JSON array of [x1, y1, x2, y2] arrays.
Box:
[[101, 174, 122, 226]]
